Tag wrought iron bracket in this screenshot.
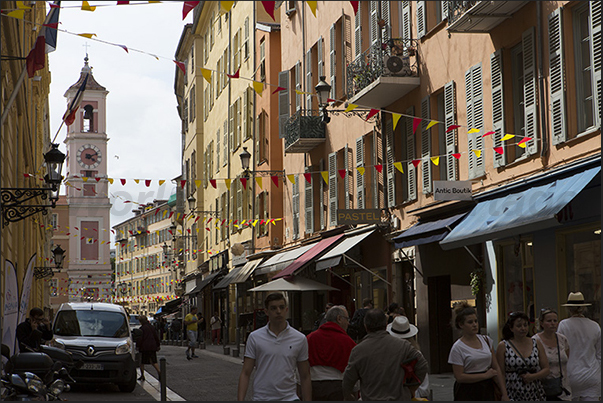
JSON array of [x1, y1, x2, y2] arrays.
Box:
[[1, 187, 55, 225], [33, 267, 55, 280]]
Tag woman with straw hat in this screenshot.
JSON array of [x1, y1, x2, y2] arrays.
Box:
[[557, 292, 601, 401]]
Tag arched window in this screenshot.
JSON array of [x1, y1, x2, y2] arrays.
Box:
[[83, 105, 94, 132]]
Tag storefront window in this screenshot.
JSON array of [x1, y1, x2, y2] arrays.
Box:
[[562, 228, 601, 323]]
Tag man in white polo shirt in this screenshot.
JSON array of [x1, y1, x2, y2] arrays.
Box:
[[237, 292, 311, 401]]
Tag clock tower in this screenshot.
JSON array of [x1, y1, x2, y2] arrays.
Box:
[[63, 56, 112, 302]]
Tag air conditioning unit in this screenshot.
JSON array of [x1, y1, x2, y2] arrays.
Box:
[[384, 55, 412, 76]]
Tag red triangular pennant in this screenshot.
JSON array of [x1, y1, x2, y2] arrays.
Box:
[[227, 68, 240, 79], [180, 180, 186, 189], [446, 124, 461, 133], [240, 177, 247, 189], [304, 173, 312, 183], [411, 159, 421, 168], [350, 1, 359, 15], [366, 108, 380, 121], [210, 179, 217, 188], [261, 1, 276, 21], [271, 176, 279, 187], [413, 118, 422, 134], [375, 164, 383, 173], [494, 147, 504, 155], [120, 178, 126, 185], [174, 60, 186, 74], [272, 86, 286, 94], [338, 169, 346, 179], [452, 153, 461, 160], [145, 179, 151, 187]]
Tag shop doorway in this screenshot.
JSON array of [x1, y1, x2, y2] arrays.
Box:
[[427, 275, 453, 374]]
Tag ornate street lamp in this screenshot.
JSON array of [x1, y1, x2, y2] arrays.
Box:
[[33, 244, 67, 280], [315, 76, 332, 123]]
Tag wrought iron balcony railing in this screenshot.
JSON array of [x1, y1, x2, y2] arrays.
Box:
[[346, 38, 420, 100], [447, 0, 479, 26], [283, 109, 325, 154]]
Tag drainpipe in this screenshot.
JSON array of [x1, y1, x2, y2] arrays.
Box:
[[537, 2, 548, 160]]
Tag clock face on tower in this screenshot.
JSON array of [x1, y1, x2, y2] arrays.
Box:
[[77, 144, 102, 169]]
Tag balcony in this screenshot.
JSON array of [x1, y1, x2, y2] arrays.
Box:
[[346, 38, 420, 109], [447, 1, 529, 33], [134, 226, 147, 236], [284, 109, 325, 154]]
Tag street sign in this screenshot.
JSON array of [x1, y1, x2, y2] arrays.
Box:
[[434, 180, 473, 200], [337, 209, 382, 225]]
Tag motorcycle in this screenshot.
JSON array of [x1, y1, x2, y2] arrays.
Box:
[[1, 344, 82, 401]]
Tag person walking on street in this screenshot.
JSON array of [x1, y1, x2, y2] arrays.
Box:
[[347, 298, 373, 342], [184, 307, 199, 360], [170, 317, 182, 342], [342, 308, 428, 401], [496, 311, 549, 401], [312, 302, 334, 331], [136, 315, 161, 382], [210, 312, 222, 345], [307, 305, 356, 401], [557, 292, 601, 401], [388, 316, 431, 400], [533, 308, 571, 400], [197, 312, 206, 344], [237, 293, 311, 401], [386, 302, 404, 324], [448, 302, 508, 401], [16, 307, 53, 352]]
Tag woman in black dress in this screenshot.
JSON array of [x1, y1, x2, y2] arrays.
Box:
[[137, 315, 161, 381]]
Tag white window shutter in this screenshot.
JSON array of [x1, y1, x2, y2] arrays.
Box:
[[223, 120, 228, 166], [406, 106, 416, 201], [467, 63, 484, 178], [306, 50, 312, 110], [236, 98, 242, 149], [444, 81, 458, 179], [417, 1, 426, 39], [216, 129, 220, 172], [370, 1, 379, 47], [385, 116, 395, 207], [372, 130, 380, 208], [354, 4, 362, 59], [328, 152, 338, 227], [465, 67, 475, 178], [381, 1, 391, 43], [242, 92, 248, 142], [441, 1, 449, 21], [278, 70, 289, 138], [355, 137, 365, 209], [522, 27, 538, 155], [402, 1, 411, 48], [236, 180, 242, 224], [344, 145, 350, 209], [305, 167, 314, 234], [247, 88, 253, 139], [320, 159, 326, 229], [318, 36, 324, 78], [491, 50, 506, 167], [229, 104, 234, 152], [330, 24, 337, 99], [549, 9, 566, 145], [292, 180, 299, 239], [590, 1, 601, 127], [421, 96, 432, 194], [296, 61, 302, 111]]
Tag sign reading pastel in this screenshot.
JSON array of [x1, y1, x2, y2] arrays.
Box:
[[337, 209, 383, 225], [433, 181, 473, 201]]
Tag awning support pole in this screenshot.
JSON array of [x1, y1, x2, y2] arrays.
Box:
[[445, 226, 482, 267], [326, 268, 355, 289], [399, 248, 425, 278], [342, 254, 392, 285]]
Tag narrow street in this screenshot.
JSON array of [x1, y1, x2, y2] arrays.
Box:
[[61, 343, 454, 401]]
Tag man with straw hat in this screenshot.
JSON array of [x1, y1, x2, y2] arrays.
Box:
[[557, 292, 601, 401]]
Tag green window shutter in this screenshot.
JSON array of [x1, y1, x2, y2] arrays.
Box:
[[328, 152, 338, 227], [344, 145, 350, 209], [318, 36, 324, 78], [355, 137, 365, 209], [306, 50, 312, 110], [522, 27, 538, 155], [589, 2, 601, 127], [421, 96, 432, 194], [444, 81, 459, 179], [416, 1, 426, 39], [305, 166, 314, 234], [405, 106, 416, 201], [385, 116, 395, 207], [549, 8, 567, 145], [278, 70, 289, 139], [491, 50, 506, 167]]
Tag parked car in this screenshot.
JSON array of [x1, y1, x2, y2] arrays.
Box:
[[129, 314, 141, 332], [50, 302, 137, 392]]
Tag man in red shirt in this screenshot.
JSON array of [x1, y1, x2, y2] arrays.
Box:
[[307, 305, 356, 401]]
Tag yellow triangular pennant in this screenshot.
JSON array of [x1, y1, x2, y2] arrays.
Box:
[[345, 104, 358, 113], [518, 142, 527, 149], [321, 171, 329, 184], [82, 177, 88, 182], [7, 10, 25, 19], [431, 156, 440, 166], [467, 128, 480, 134], [255, 177, 263, 189], [158, 179, 165, 186], [77, 33, 97, 39], [195, 180, 202, 188], [287, 174, 296, 184], [501, 134, 515, 141], [220, 1, 234, 14], [252, 81, 264, 95], [134, 179, 140, 184], [224, 179, 232, 190], [201, 68, 212, 83], [82, 1, 96, 11], [426, 120, 438, 130], [472, 149, 482, 158], [393, 162, 404, 173], [392, 114, 402, 131], [307, 1, 317, 17], [357, 167, 365, 176], [107, 178, 114, 184]]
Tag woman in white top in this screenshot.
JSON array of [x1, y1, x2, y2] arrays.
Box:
[[557, 292, 601, 401], [448, 302, 508, 401], [533, 308, 571, 401]]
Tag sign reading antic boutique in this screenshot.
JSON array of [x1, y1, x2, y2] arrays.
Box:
[[337, 209, 382, 225], [433, 180, 473, 201]]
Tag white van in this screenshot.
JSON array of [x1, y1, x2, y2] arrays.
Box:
[[50, 302, 137, 392]]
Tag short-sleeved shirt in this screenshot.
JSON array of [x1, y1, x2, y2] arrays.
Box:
[[184, 313, 197, 332], [448, 335, 493, 374], [245, 323, 309, 401]]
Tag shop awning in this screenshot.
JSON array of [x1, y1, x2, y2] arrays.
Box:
[[393, 213, 467, 249], [255, 243, 316, 275], [185, 271, 222, 295], [316, 229, 375, 271], [440, 165, 601, 250], [273, 234, 344, 279], [163, 297, 182, 313], [232, 259, 264, 284], [248, 276, 339, 292], [214, 264, 247, 290]]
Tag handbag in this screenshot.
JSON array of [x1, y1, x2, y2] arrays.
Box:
[[483, 336, 503, 401], [541, 335, 563, 397]]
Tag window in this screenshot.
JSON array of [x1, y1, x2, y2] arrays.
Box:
[[189, 85, 196, 122], [81, 170, 97, 178], [292, 180, 300, 239], [243, 17, 250, 61], [244, 88, 253, 141], [259, 39, 266, 82], [210, 12, 215, 50], [510, 43, 526, 160], [417, 1, 446, 39], [217, 13, 221, 34], [573, 3, 596, 133], [223, 120, 228, 166], [257, 111, 268, 164], [465, 63, 485, 179], [82, 105, 94, 132], [51, 214, 58, 231], [233, 29, 241, 70], [256, 191, 269, 237], [305, 166, 314, 234]]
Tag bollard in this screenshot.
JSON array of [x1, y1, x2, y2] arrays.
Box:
[[223, 345, 230, 355], [159, 356, 167, 401]]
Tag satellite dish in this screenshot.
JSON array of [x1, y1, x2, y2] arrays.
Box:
[[386, 56, 404, 73], [231, 243, 245, 256]]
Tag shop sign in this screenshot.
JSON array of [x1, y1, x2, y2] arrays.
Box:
[[337, 209, 382, 225], [434, 180, 473, 201]]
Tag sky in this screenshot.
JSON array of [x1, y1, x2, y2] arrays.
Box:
[[47, 1, 194, 243]]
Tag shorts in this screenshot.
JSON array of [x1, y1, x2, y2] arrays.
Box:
[[187, 330, 197, 347], [141, 350, 157, 364]]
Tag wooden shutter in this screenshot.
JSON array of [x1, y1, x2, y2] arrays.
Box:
[[522, 27, 538, 155], [421, 96, 432, 194], [263, 191, 269, 236], [330, 24, 337, 99], [466, 63, 484, 179], [242, 92, 248, 142], [318, 36, 324, 78], [223, 120, 228, 165], [491, 50, 506, 167], [590, 1, 601, 127], [229, 104, 234, 151], [417, 1, 426, 39], [344, 145, 350, 209], [354, 3, 362, 58], [355, 137, 365, 209], [236, 180, 242, 224], [306, 49, 312, 110], [549, 9, 566, 145], [406, 106, 416, 201], [373, 128, 381, 208], [385, 116, 395, 207], [305, 166, 314, 234], [320, 159, 326, 229], [216, 130, 220, 172], [328, 152, 338, 227], [292, 180, 299, 239], [381, 1, 391, 43], [370, 1, 379, 47], [402, 1, 411, 49], [295, 61, 302, 111], [236, 98, 242, 149], [444, 81, 458, 179], [278, 70, 289, 139]]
